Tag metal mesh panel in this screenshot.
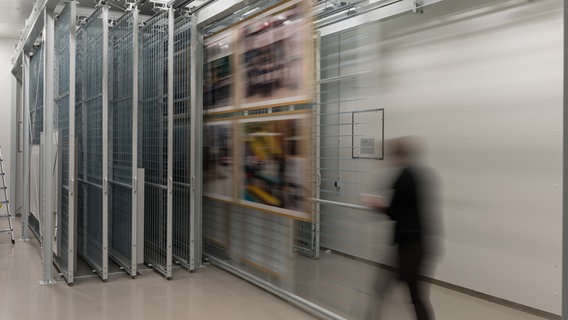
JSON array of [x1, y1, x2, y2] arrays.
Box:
[[201, 0, 318, 297], [29, 45, 44, 146], [172, 14, 192, 268], [76, 28, 85, 254], [108, 10, 135, 275], [77, 7, 105, 275], [53, 2, 72, 282], [28, 44, 44, 239], [140, 11, 170, 276], [200, 2, 392, 319]]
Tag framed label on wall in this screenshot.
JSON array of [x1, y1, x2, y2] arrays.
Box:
[[352, 108, 384, 160]]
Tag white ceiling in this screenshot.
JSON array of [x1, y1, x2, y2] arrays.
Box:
[[0, 0, 213, 39], [0, 0, 34, 39]]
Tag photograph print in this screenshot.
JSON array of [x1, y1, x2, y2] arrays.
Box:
[[238, 113, 312, 221], [204, 121, 234, 200], [239, 3, 312, 108], [203, 31, 235, 112]]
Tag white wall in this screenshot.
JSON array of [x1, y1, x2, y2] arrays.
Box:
[[0, 39, 18, 210], [319, 0, 562, 315]]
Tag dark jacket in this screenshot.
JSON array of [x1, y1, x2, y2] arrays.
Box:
[[386, 166, 424, 245]]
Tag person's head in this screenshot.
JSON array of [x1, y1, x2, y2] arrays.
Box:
[[389, 136, 424, 165]]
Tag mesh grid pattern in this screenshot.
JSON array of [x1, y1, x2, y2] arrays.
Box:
[[108, 10, 135, 274], [53, 3, 72, 281], [29, 45, 44, 146], [172, 13, 192, 268], [140, 11, 170, 276], [77, 7, 105, 274]]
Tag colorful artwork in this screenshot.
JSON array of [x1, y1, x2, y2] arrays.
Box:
[[204, 122, 234, 200], [238, 114, 312, 220], [239, 3, 312, 108], [204, 32, 235, 112]]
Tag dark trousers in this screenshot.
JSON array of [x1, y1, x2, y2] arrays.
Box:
[[397, 240, 434, 320]]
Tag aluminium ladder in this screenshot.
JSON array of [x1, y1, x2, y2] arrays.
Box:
[[0, 146, 15, 244]]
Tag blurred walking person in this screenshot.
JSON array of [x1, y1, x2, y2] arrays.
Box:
[[363, 136, 442, 320]]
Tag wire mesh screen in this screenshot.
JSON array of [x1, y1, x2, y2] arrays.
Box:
[[108, 10, 135, 275], [172, 13, 192, 269], [29, 45, 44, 146], [53, 3, 72, 281], [200, 2, 394, 319], [76, 28, 85, 255], [28, 44, 44, 239], [77, 7, 105, 275], [201, 0, 319, 299], [139, 11, 171, 277]]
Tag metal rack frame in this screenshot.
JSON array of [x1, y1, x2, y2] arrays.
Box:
[[108, 8, 140, 277], [53, 1, 77, 284]]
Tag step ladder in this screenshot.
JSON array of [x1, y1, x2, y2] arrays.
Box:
[[0, 146, 15, 244]]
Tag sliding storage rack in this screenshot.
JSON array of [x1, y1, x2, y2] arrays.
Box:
[[10, 0, 444, 318]]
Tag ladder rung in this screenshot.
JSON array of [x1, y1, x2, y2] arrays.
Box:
[[0, 229, 13, 233], [0, 201, 8, 204], [0, 214, 13, 218]]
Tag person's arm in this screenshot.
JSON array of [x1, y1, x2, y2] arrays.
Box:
[[360, 193, 387, 213]]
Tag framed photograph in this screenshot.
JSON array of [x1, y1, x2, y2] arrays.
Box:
[[238, 2, 313, 109], [352, 108, 384, 160], [237, 113, 313, 221], [204, 121, 234, 200], [203, 31, 236, 113]]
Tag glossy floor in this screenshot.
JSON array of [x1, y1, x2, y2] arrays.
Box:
[[0, 220, 554, 320]]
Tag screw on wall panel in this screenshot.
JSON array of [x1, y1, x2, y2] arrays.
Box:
[[413, 0, 424, 14]]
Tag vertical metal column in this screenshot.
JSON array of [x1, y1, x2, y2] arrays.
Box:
[[131, 7, 140, 276], [108, 8, 138, 277], [189, 17, 203, 268], [10, 77, 18, 221], [140, 10, 172, 278], [53, 1, 77, 284], [166, 6, 174, 276], [53, 1, 77, 283], [68, 1, 77, 282], [21, 54, 31, 241], [41, 8, 55, 285], [562, 1, 567, 318], [78, 6, 108, 281], [101, 5, 109, 281], [172, 12, 192, 270]]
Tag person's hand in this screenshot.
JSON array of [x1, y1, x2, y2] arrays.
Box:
[[360, 193, 386, 211]]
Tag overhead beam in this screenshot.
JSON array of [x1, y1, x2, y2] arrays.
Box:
[[11, 0, 61, 74]]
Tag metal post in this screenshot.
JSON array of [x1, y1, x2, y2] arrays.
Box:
[[189, 15, 203, 269], [131, 7, 139, 276], [313, 31, 321, 259], [41, 8, 55, 285], [10, 76, 18, 221], [21, 54, 30, 241], [563, 1, 568, 318], [68, 0, 77, 282], [166, 6, 174, 277], [101, 5, 110, 281]]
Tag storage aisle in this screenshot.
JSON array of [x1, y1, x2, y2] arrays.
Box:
[[0, 219, 553, 320]]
